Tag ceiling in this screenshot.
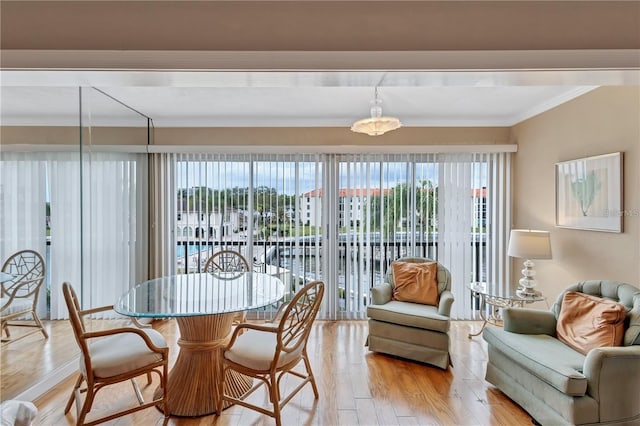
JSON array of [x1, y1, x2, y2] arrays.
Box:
[[0, 70, 601, 128]]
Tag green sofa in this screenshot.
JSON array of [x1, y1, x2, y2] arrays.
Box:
[[483, 280, 640, 425], [366, 257, 454, 369]]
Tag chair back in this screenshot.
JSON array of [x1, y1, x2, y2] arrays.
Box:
[[1, 250, 45, 300], [62, 283, 91, 368], [204, 250, 250, 274], [384, 257, 451, 294], [551, 280, 640, 346], [276, 281, 324, 357]]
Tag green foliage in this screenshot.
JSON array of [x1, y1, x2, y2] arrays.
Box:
[[178, 186, 294, 216], [570, 171, 601, 216], [265, 224, 319, 237], [363, 180, 438, 234]]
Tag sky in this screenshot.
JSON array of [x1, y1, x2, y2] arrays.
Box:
[[174, 158, 465, 196]]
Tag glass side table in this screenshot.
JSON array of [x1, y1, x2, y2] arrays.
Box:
[[467, 282, 546, 339]]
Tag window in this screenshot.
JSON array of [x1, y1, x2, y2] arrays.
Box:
[[159, 151, 511, 320], [335, 153, 511, 319]]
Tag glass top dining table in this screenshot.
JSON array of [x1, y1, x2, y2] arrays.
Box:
[[114, 272, 285, 418], [115, 272, 285, 318]]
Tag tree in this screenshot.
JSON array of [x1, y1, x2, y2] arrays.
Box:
[[416, 180, 438, 232]]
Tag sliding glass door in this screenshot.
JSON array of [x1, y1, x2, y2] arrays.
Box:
[[162, 151, 511, 320], [333, 153, 510, 319], [162, 153, 326, 318]]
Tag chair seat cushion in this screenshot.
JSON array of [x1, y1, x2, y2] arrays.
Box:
[[224, 328, 302, 371], [82, 328, 167, 379], [483, 326, 587, 396], [0, 297, 32, 316], [367, 301, 450, 333]]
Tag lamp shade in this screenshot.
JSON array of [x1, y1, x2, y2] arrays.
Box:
[[507, 230, 552, 259], [351, 87, 402, 136], [350, 116, 402, 136]]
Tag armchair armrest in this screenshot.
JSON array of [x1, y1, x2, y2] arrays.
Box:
[[226, 322, 278, 348], [370, 283, 392, 305], [83, 327, 168, 354], [503, 308, 556, 335], [1, 277, 43, 307], [78, 305, 162, 352], [438, 290, 454, 316], [584, 346, 640, 422], [80, 305, 115, 316]]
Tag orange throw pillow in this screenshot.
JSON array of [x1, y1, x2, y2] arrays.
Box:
[[391, 261, 439, 306], [556, 291, 626, 355]]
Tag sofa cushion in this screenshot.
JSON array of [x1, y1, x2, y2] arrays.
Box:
[[556, 291, 626, 355], [367, 301, 450, 333], [391, 261, 439, 306], [551, 280, 640, 346], [483, 326, 587, 396], [385, 257, 451, 294]]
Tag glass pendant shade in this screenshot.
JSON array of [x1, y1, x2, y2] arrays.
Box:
[[351, 89, 402, 136]]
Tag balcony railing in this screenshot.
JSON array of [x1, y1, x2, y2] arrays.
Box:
[[177, 239, 488, 290]]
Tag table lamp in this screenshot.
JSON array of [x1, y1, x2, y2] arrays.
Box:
[[507, 229, 552, 297]]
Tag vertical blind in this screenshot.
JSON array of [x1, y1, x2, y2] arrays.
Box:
[[0, 152, 49, 318], [0, 151, 148, 319], [161, 152, 325, 319], [82, 152, 148, 318], [161, 150, 511, 320], [335, 152, 511, 319], [48, 153, 82, 319], [1, 148, 510, 321], [150, 152, 177, 279]]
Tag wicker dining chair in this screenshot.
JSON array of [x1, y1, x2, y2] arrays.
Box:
[[62, 283, 169, 426], [204, 250, 250, 324], [204, 250, 250, 275], [217, 280, 324, 426], [1, 249, 48, 344]]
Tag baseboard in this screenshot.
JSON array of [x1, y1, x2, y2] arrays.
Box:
[[14, 357, 78, 402]]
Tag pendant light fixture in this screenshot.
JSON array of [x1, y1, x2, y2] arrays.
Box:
[[350, 87, 402, 136]]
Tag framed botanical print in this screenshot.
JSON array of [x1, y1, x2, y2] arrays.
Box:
[[556, 152, 623, 233]]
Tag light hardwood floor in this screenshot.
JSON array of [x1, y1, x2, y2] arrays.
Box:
[[1, 319, 138, 400], [2, 320, 78, 400], [31, 320, 533, 426]]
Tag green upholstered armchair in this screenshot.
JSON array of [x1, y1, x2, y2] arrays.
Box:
[[483, 280, 640, 425], [366, 257, 454, 369]]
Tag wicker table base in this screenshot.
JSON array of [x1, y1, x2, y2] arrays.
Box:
[[154, 313, 252, 417]]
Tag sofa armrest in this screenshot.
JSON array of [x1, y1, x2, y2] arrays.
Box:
[[503, 308, 557, 335], [438, 290, 454, 316], [583, 345, 640, 423], [371, 283, 392, 305]]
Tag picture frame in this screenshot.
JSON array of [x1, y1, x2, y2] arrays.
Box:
[[555, 152, 623, 233]]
